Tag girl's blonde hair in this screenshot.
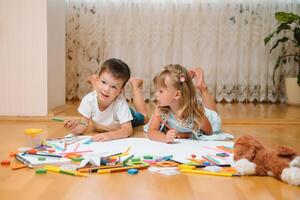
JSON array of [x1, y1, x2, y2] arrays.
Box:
[[153, 64, 205, 131]]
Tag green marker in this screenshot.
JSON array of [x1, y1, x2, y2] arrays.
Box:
[[72, 157, 84, 162], [52, 118, 87, 126], [123, 154, 134, 164]]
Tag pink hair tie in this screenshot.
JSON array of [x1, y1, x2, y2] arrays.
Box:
[[179, 74, 185, 83]]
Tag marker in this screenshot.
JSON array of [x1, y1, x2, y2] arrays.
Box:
[[180, 169, 240, 177], [52, 118, 87, 126], [23, 152, 62, 158], [202, 146, 228, 153], [217, 146, 233, 153], [157, 115, 172, 129], [78, 164, 124, 173], [122, 154, 134, 164], [83, 138, 93, 144], [58, 150, 93, 155], [44, 165, 87, 177], [156, 116, 183, 139], [202, 156, 218, 165], [123, 147, 131, 154], [107, 152, 123, 157], [169, 159, 183, 164], [195, 164, 231, 168], [162, 155, 173, 161], [206, 155, 221, 164], [97, 164, 149, 174]]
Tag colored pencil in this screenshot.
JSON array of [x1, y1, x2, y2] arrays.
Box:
[[180, 169, 240, 177], [206, 155, 221, 164], [45, 165, 87, 177], [24, 152, 62, 158], [52, 118, 87, 126], [195, 164, 231, 168], [202, 156, 218, 165], [217, 146, 233, 153], [202, 146, 228, 153], [97, 164, 149, 174], [59, 150, 93, 155], [78, 164, 124, 173]]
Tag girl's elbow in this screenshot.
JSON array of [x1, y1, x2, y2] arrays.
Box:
[[201, 125, 213, 135], [147, 131, 157, 140]]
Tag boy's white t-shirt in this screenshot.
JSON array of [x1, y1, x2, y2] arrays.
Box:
[[78, 91, 133, 130]]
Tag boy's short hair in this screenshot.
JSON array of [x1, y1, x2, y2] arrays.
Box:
[[99, 58, 131, 88]]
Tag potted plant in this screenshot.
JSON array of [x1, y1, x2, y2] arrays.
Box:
[[264, 12, 300, 105]]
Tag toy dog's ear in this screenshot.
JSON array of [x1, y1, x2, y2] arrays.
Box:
[[235, 135, 262, 161], [243, 146, 257, 161]]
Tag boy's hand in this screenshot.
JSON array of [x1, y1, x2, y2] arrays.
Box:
[[87, 74, 99, 91], [92, 133, 110, 142], [165, 129, 176, 143], [64, 119, 79, 129]]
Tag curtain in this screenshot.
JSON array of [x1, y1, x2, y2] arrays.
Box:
[[65, 0, 300, 103]]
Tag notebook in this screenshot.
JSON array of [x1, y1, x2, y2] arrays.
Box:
[[15, 153, 71, 168]]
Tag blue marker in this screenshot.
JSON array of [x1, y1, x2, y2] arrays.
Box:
[[83, 138, 93, 144], [162, 155, 173, 161]]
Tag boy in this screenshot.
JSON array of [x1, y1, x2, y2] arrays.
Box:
[[64, 58, 147, 142]]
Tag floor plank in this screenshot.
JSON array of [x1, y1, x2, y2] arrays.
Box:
[[0, 103, 299, 200]]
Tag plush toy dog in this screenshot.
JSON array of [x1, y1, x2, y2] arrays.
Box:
[[234, 135, 300, 186]]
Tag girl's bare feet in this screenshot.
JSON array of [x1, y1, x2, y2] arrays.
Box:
[[190, 68, 207, 92], [130, 77, 148, 123], [130, 77, 144, 90], [190, 68, 217, 112]]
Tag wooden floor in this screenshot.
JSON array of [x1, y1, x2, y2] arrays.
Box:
[[0, 102, 299, 200]]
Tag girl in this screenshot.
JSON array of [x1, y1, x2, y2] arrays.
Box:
[[147, 64, 222, 143]]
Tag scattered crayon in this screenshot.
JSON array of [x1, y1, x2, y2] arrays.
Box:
[[35, 168, 47, 174], [11, 163, 27, 170], [1, 160, 10, 165]]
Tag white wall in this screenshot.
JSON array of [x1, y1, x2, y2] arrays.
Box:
[[47, 0, 65, 110], [0, 0, 65, 116]]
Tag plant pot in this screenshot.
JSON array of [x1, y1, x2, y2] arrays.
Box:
[[285, 77, 300, 106]]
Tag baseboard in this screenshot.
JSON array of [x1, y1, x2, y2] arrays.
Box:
[[223, 119, 300, 125]]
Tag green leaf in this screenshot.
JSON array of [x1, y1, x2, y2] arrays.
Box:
[[275, 12, 299, 23], [276, 23, 291, 33], [269, 37, 289, 53], [264, 32, 275, 45], [265, 23, 291, 45], [294, 27, 300, 46]]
